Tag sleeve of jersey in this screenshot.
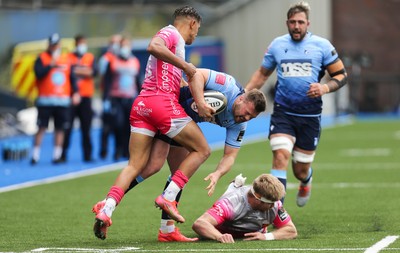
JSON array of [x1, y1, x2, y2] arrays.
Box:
[[206, 199, 235, 225], [155, 28, 179, 50], [225, 123, 246, 148], [261, 41, 277, 71], [272, 201, 292, 228], [322, 39, 339, 66]]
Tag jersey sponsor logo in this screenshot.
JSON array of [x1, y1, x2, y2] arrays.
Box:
[[236, 130, 245, 142], [158, 30, 171, 39], [215, 73, 226, 85], [212, 203, 225, 217], [278, 208, 289, 222], [280, 59, 312, 77], [161, 61, 172, 93]]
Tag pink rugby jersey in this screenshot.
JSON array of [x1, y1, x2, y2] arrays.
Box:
[[140, 25, 186, 97]]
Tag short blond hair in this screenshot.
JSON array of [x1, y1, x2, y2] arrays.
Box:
[[252, 174, 285, 202], [287, 1, 311, 20]]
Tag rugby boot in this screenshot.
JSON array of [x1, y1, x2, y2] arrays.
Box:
[[158, 228, 198, 242], [296, 177, 312, 207], [93, 210, 112, 240], [155, 195, 185, 223]]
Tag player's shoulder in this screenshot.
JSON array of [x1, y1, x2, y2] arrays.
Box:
[[307, 32, 334, 47]]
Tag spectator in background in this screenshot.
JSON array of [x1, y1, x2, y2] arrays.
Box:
[[60, 34, 97, 163], [30, 33, 80, 165], [102, 37, 142, 160], [98, 34, 121, 160]]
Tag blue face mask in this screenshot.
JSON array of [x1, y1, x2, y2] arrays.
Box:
[[119, 46, 131, 59], [111, 43, 119, 54], [76, 44, 88, 55]]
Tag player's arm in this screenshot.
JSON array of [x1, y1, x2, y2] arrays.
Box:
[[243, 220, 297, 241], [308, 58, 348, 97], [192, 212, 235, 243], [147, 36, 196, 79], [245, 66, 274, 92], [189, 69, 215, 119], [204, 145, 239, 196]]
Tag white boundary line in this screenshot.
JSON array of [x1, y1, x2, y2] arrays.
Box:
[[364, 235, 399, 253]]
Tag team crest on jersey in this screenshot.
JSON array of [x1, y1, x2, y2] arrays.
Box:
[[280, 59, 312, 77], [278, 208, 289, 222], [215, 73, 226, 85]]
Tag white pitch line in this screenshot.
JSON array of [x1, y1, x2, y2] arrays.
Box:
[[364, 235, 399, 253]]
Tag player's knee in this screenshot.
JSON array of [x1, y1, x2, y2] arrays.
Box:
[[292, 150, 315, 164], [270, 137, 294, 152]]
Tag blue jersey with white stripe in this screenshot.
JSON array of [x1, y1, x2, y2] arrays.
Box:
[[262, 32, 338, 115], [180, 70, 246, 148]]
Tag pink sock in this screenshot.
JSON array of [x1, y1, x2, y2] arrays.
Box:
[[107, 186, 125, 205], [171, 170, 189, 189]]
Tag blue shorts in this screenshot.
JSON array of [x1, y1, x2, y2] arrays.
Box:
[[37, 106, 70, 130], [269, 105, 321, 151]]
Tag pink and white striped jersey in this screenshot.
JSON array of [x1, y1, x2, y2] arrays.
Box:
[[140, 25, 186, 98]]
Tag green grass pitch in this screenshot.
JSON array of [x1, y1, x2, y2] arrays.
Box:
[[1, 119, 400, 252]]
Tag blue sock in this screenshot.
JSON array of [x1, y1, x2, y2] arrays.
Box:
[[271, 169, 287, 204], [301, 168, 313, 184]]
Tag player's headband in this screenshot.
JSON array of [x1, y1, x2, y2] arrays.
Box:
[[251, 186, 276, 204]]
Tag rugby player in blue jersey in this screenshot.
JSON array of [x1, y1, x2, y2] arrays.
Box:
[[245, 1, 348, 207], [92, 68, 267, 241]]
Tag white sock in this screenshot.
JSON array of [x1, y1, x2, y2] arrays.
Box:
[[53, 146, 62, 159], [103, 198, 117, 217], [162, 181, 181, 201], [32, 146, 40, 160], [160, 219, 175, 233]]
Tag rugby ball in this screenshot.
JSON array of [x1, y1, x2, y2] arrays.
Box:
[[190, 90, 227, 115]]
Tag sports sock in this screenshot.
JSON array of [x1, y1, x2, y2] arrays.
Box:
[[301, 167, 313, 185], [161, 176, 183, 219], [271, 169, 287, 189], [160, 219, 175, 233], [271, 169, 287, 204], [107, 185, 124, 205], [163, 170, 188, 201], [32, 146, 40, 160], [103, 198, 116, 217], [125, 175, 144, 194], [53, 146, 62, 160]]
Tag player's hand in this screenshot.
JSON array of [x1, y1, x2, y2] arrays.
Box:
[[183, 63, 197, 79], [217, 233, 235, 243], [204, 172, 221, 196], [197, 103, 216, 121], [307, 83, 325, 98], [243, 232, 265, 241]]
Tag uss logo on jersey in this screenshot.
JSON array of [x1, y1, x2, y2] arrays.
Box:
[[280, 59, 312, 77]]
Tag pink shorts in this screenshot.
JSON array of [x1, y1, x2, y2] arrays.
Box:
[[129, 95, 192, 138]]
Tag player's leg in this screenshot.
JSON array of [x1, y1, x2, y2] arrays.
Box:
[[93, 132, 154, 240], [155, 120, 211, 223], [79, 97, 94, 162], [268, 110, 296, 204], [60, 105, 75, 162], [292, 115, 320, 207], [158, 145, 197, 242]]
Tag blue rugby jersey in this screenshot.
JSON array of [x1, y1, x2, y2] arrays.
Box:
[[262, 32, 338, 115], [180, 70, 246, 148]]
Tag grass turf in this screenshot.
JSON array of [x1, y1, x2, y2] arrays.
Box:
[[1, 119, 400, 252]]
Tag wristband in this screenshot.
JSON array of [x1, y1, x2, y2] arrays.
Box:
[[323, 84, 330, 94], [264, 232, 275, 241]]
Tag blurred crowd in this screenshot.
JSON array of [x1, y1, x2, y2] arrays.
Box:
[[30, 33, 143, 165]]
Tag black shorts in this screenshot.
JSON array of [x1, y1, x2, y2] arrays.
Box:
[[37, 106, 70, 130], [154, 132, 182, 147], [269, 107, 321, 151]]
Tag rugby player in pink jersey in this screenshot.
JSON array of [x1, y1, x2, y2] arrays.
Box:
[[93, 6, 215, 240], [192, 174, 297, 243]]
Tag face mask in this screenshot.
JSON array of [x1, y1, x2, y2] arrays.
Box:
[[76, 44, 88, 55], [52, 48, 61, 59], [119, 46, 131, 59], [111, 43, 119, 54]]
